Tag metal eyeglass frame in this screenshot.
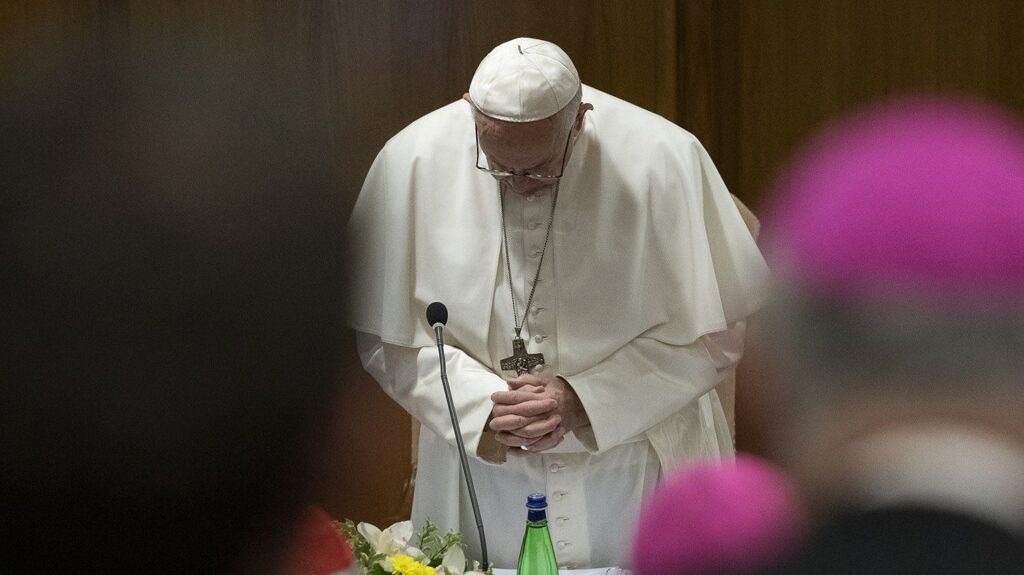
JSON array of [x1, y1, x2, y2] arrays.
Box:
[[474, 124, 573, 182]]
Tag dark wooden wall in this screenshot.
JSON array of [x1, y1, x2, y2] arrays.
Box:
[[680, 0, 1024, 204], [702, 0, 1024, 458], [5, 0, 1022, 525]]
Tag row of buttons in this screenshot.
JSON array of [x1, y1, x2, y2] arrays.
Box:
[[523, 202, 554, 415], [547, 466, 574, 564], [523, 189, 570, 559], [525, 210, 548, 332]]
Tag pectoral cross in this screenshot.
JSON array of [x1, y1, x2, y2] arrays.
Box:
[[500, 336, 545, 375]]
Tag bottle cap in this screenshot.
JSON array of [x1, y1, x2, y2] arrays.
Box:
[[526, 493, 547, 509]]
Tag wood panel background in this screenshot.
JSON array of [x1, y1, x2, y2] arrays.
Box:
[[4, 0, 1022, 526], [716, 0, 1024, 458]]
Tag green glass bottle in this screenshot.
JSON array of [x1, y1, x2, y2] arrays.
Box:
[[516, 493, 559, 575]]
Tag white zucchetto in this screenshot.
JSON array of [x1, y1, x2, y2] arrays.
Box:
[[468, 38, 580, 123]]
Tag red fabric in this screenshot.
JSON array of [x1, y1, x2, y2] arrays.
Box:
[[290, 506, 353, 575]]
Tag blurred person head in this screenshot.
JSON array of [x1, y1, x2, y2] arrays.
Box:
[[0, 37, 348, 573], [631, 456, 805, 575], [287, 506, 353, 575], [758, 98, 1024, 526]]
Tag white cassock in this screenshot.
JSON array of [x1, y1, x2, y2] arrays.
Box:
[[348, 86, 769, 569]]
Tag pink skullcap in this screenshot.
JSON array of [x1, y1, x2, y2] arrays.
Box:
[[631, 456, 805, 575], [763, 98, 1024, 304]]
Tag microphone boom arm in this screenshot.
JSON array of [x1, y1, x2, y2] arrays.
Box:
[[433, 323, 489, 569]]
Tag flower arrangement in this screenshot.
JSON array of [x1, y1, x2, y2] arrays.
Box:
[[337, 519, 491, 575]]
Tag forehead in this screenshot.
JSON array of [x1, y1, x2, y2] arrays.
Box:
[[475, 112, 560, 166]]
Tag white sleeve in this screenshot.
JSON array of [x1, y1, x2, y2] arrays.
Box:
[[356, 331, 512, 463], [567, 321, 747, 453]]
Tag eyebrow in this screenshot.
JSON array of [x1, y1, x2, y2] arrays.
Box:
[[484, 148, 552, 172], [496, 157, 550, 173]]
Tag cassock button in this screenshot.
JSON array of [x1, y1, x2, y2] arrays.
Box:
[[549, 462, 564, 473], [555, 517, 568, 526], [534, 334, 546, 343], [556, 541, 569, 550], [552, 490, 567, 500], [526, 194, 536, 202], [527, 221, 539, 230]]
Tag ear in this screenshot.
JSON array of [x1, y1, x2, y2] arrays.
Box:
[[574, 102, 594, 132]]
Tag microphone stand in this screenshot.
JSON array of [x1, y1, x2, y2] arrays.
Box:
[[432, 323, 489, 569]]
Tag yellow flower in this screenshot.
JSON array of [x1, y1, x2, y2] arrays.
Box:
[[389, 554, 435, 575]]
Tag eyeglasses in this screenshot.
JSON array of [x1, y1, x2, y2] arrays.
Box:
[[474, 125, 573, 183]]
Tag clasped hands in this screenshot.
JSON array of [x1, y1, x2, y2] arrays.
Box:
[[487, 370, 589, 454]]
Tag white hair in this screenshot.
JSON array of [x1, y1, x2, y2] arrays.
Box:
[[770, 294, 1024, 405], [554, 86, 584, 134]]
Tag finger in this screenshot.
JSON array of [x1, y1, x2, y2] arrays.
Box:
[[492, 389, 555, 407], [505, 383, 543, 394], [507, 374, 544, 389], [509, 372, 558, 389], [494, 431, 542, 448], [488, 413, 548, 432], [491, 389, 547, 405], [510, 429, 566, 454], [507, 414, 561, 438], [491, 398, 557, 418], [528, 429, 567, 452]]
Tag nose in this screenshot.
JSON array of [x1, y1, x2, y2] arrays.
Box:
[[507, 175, 543, 195]]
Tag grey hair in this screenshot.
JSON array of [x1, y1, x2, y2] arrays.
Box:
[[554, 86, 584, 134], [472, 85, 583, 149], [770, 294, 1024, 405]]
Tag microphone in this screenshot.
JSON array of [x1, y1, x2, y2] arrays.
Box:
[[426, 302, 488, 568], [426, 301, 448, 328]]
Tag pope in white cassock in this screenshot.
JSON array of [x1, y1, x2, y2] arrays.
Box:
[[348, 38, 769, 569]]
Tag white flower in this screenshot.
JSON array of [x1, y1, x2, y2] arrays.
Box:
[[434, 545, 466, 575], [348, 519, 481, 575], [357, 520, 422, 571], [405, 546, 428, 562], [357, 520, 415, 557]]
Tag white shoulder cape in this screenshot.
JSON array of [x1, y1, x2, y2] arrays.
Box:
[[348, 85, 768, 370]]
